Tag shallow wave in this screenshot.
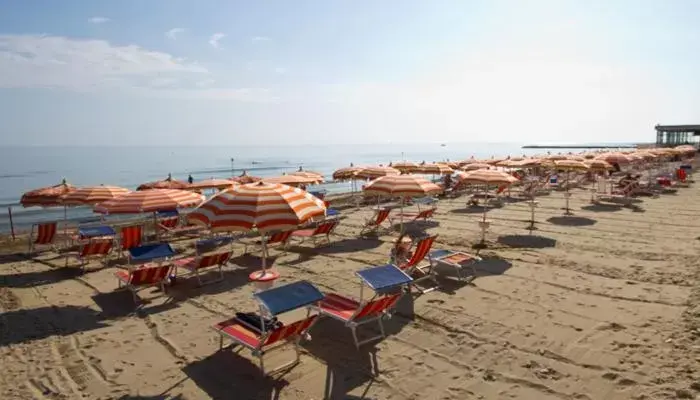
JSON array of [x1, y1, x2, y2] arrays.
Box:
[[188, 165, 302, 175]]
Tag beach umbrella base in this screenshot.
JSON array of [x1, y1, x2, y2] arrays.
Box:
[[527, 200, 539, 230], [563, 192, 574, 215], [249, 269, 280, 292]]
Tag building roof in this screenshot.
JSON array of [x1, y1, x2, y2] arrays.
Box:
[[655, 124, 700, 133]]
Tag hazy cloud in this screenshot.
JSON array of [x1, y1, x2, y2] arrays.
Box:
[[165, 28, 185, 40], [88, 17, 110, 24], [209, 33, 225, 48]]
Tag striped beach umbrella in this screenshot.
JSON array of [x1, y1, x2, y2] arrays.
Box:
[[20, 180, 76, 208], [230, 171, 262, 184], [187, 179, 237, 191], [455, 169, 519, 185], [289, 171, 325, 183], [390, 161, 420, 173], [263, 174, 321, 186], [362, 175, 442, 197], [62, 185, 130, 206], [332, 166, 362, 181], [94, 189, 205, 214], [355, 166, 401, 180], [188, 182, 326, 233], [137, 177, 190, 191], [595, 152, 631, 165], [461, 163, 491, 171], [416, 163, 453, 175], [189, 182, 326, 271]]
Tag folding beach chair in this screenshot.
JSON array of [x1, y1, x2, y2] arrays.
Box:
[[115, 263, 173, 304], [158, 215, 203, 238], [173, 250, 232, 286], [212, 280, 324, 375], [595, 180, 634, 204], [389, 207, 436, 227], [291, 219, 339, 247], [428, 249, 482, 281], [120, 225, 143, 251], [360, 208, 391, 235], [243, 230, 293, 255], [314, 264, 412, 348], [65, 238, 114, 272], [395, 235, 439, 293], [28, 221, 58, 255]]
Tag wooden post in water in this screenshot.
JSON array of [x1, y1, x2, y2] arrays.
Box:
[[8, 207, 16, 240]]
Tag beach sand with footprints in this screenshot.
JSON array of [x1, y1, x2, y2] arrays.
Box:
[[1, 182, 700, 399]]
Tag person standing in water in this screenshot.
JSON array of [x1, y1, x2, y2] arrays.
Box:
[[187, 174, 194, 184]]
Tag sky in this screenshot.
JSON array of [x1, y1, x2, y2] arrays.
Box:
[[0, 0, 698, 146]]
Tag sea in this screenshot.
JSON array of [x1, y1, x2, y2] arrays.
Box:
[[0, 142, 624, 232]]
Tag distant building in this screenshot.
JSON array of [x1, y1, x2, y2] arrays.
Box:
[[655, 124, 700, 147]]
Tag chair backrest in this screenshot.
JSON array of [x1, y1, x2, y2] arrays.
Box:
[[352, 294, 402, 320], [677, 168, 687, 181], [198, 251, 233, 268], [34, 222, 57, 245], [402, 235, 438, 269], [375, 208, 391, 225], [159, 217, 179, 229], [80, 238, 113, 257], [267, 230, 293, 245], [128, 264, 172, 286], [262, 315, 318, 346], [417, 208, 436, 219], [120, 225, 143, 250], [314, 220, 339, 235]]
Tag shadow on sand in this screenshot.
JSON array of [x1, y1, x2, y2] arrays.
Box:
[[183, 350, 290, 400], [497, 234, 557, 249], [580, 203, 624, 212], [547, 216, 597, 227]]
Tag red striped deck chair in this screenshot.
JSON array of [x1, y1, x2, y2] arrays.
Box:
[[213, 314, 318, 375], [390, 207, 436, 226], [173, 250, 232, 286], [291, 219, 339, 247], [65, 238, 114, 271], [397, 235, 439, 293], [316, 292, 402, 348], [243, 230, 293, 255], [159, 216, 204, 238], [115, 263, 173, 303], [360, 208, 391, 235], [28, 221, 58, 255], [120, 225, 143, 251]]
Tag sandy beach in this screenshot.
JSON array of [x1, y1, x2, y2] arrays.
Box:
[[1, 182, 700, 399]]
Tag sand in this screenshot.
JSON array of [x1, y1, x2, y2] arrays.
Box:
[[1, 182, 700, 400]]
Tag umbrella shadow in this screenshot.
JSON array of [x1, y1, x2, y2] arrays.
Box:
[[0, 304, 109, 347], [91, 290, 180, 318], [450, 206, 491, 215], [497, 234, 557, 249], [547, 216, 597, 227], [0, 262, 84, 289], [0, 252, 28, 265], [182, 350, 289, 400], [475, 256, 513, 276], [310, 237, 384, 255], [580, 203, 624, 212]]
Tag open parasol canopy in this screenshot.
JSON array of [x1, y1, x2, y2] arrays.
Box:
[[333, 166, 362, 181], [363, 175, 443, 197], [263, 174, 321, 186], [187, 179, 238, 191], [137, 176, 190, 191], [355, 166, 401, 180], [20, 180, 76, 208], [455, 169, 519, 185], [62, 185, 130, 206], [94, 189, 205, 214]]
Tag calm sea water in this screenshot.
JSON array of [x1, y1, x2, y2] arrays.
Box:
[[0, 142, 563, 232]]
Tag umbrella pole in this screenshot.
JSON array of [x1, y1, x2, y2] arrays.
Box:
[[63, 205, 68, 247], [564, 170, 572, 215], [261, 235, 268, 273], [400, 198, 405, 235]]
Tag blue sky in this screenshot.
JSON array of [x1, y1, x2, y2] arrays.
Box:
[[0, 0, 698, 146]]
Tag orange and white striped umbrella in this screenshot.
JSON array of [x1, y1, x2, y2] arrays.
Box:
[[289, 171, 325, 183], [20, 181, 76, 208], [595, 152, 631, 164], [94, 189, 205, 214], [187, 179, 238, 191], [583, 159, 614, 171], [363, 175, 443, 197], [263, 174, 321, 186], [188, 182, 326, 233], [62, 185, 130, 205], [355, 166, 401, 179], [333, 166, 362, 180], [553, 160, 589, 171], [137, 178, 190, 191], [456, 170, 519, 185], [390, 161, 420, 173], [416, 163, 453, 175], [460, 163, 491, 171]]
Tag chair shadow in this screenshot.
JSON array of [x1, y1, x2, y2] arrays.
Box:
[[547, 216, 597, 226], [475, 256, 513, 276], [182, 350, 289, 400], [91, 290, 180, 318], [497, 234, 557, 249], [312, 237, 384, 255], [0, 252, 28, 265], [167, 267, 255, 301], [580, 203, 623, 212], [0, 263, 83, 288], [116, 395, 185, 400], [0, 305, 109, 347]]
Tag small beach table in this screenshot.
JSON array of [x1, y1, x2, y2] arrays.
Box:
[[356, 263, 413, 298]]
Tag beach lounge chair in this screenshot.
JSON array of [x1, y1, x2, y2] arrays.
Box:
[[120, 225, 143, 252], [389, 207, 437, 227], [595, 179, 634, 204], [395, 235, 439, 293], [28, 221, 58, 255], [65, 238, 114, 271], [290, 219, 339, 247], [314, 264, 412, 348], [158, 215, 203, 238], [360, 208, 391, 235], [243, 230, 293, 255], [212, 281, 324, 375], [173, 250, 232, 286], [115, 263, 173, 303], [428, 249, 482, 281]]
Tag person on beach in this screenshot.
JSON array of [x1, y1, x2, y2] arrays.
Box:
[[187, 174, 194, 184], [390, 233, 412, 265]]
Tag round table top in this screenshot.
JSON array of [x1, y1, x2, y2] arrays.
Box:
[[249, 269, 280, 282]]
